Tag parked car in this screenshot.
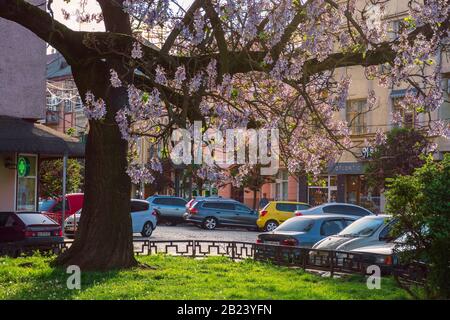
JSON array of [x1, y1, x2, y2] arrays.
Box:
[[349, 234, 409, 268], [293, 203, 373, 217], [146, 195, 187, 225], [257, 215, 358, 247], [256, 201, 311, 232], [42, 193, 84, 225], [311, 214, 394, 252], [183, 199, 258, 230], [64, 199, 157, 238], [0, 212, 63, 251]]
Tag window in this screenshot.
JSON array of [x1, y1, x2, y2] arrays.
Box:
[[169, 198, 187, 207], [64, 99, 73, 113], [326, 205, 370, 216], [131, 201, 149, 212], [308, 175, 337, 206], [321, 220, 344, 236], [16, 155, 38, 211], [388, 19, 402, 40], [277, 218, 315, 232], [152, 198, 164, 205], [202, 202, 235, 210], [152, 197, 179, 205], [323, 205, 349, 214], [346, 100, 368, 134], [342, 219, 356, 227], [345, 206, 370, 216], [275, 203, 298, 212], [235, 204, 252, 213], [274, 170, 289, 200], [392, 98, 415, 128], [296, 204, 310, 210], [339, 217, 388, 237], [378, 222, 396, 241], [17, 213, 56, 226], [0, 214, 10, 227]]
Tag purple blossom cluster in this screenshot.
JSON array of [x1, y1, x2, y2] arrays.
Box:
[[83, 91, 106, 120]]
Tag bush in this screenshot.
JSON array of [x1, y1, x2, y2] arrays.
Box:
[[385, 154, 450, 299], [39, 159, 84, 198], [365, 128, 430, 190]]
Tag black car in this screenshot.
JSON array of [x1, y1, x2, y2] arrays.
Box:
[[0, 212, 63, 255], [183, 199, 258, 230]]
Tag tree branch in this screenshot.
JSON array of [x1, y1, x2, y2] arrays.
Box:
[[0, 0, 86, 63]]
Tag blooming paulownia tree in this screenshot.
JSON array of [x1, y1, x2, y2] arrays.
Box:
[[0, 0, 448, 270]]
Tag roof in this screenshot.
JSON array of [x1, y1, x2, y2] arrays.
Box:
[[268, 200, 309, 204], [47, 53, 72, 80], [0, 116, 85, 157], [288, 214, 359, 220]]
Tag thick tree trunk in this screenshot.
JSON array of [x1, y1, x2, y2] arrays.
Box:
[[53, 62, 137, 271], [54, 120, 136, 271]]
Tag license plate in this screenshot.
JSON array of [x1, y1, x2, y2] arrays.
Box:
[[37, 232, 51, 237], [264, 241, 280, 245]]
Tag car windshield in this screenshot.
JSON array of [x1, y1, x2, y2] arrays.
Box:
[[39, 199, 55, 211], [338, 217, 388, 237], [276, 218, 314, 232], [18, 213, 57, 225]]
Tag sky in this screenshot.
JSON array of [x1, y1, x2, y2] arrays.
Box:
[[49, 0, 194, 32], [50, 0, 104, 32]]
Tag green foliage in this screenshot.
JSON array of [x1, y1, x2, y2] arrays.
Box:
[[65, 127, 76, 137], [0, 255, 411, 300], [385, 154, 450, 299], [39, 159, 84, 198], [365, 128, 430, 189]]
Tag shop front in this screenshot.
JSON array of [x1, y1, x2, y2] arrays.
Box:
[[297, 162, 381, 213], [0, 116, 84, 212]]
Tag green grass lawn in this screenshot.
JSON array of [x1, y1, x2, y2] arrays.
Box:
[[0, 254, 411, 300]]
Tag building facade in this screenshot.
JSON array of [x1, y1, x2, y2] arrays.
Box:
[[219, 1, 450, 212], [0, 2, 85, 212], [44, 53, 88, 138]]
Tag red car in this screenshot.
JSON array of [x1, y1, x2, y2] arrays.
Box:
[[42, 193, 84, 225], [0, 212, 63, 255]]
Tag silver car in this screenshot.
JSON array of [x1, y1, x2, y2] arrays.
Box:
[[146, 195, 188, 225], [257, 215, 358, 247], [312, 214, 394, 252], [294, 203, 373, 217]]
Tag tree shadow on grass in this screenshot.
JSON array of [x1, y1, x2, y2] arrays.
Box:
[[2, 257, 149, 300]]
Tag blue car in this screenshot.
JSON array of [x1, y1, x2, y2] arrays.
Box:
[[257, 214, 358, 247]]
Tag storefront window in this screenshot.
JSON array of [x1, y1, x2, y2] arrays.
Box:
[[345, 175, 380, 213], [16, 154, 37, 211], [308, 175, 337, 206]]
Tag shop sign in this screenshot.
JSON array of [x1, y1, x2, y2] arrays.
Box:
[[17, 156, 31, 177], [328, 162, 365, 175], [361, 146, 374, 159]]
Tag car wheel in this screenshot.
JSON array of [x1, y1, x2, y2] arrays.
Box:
[[203, 217, 218, 230], [141, 222, 154, 237], [264, 220, 278, 232]]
